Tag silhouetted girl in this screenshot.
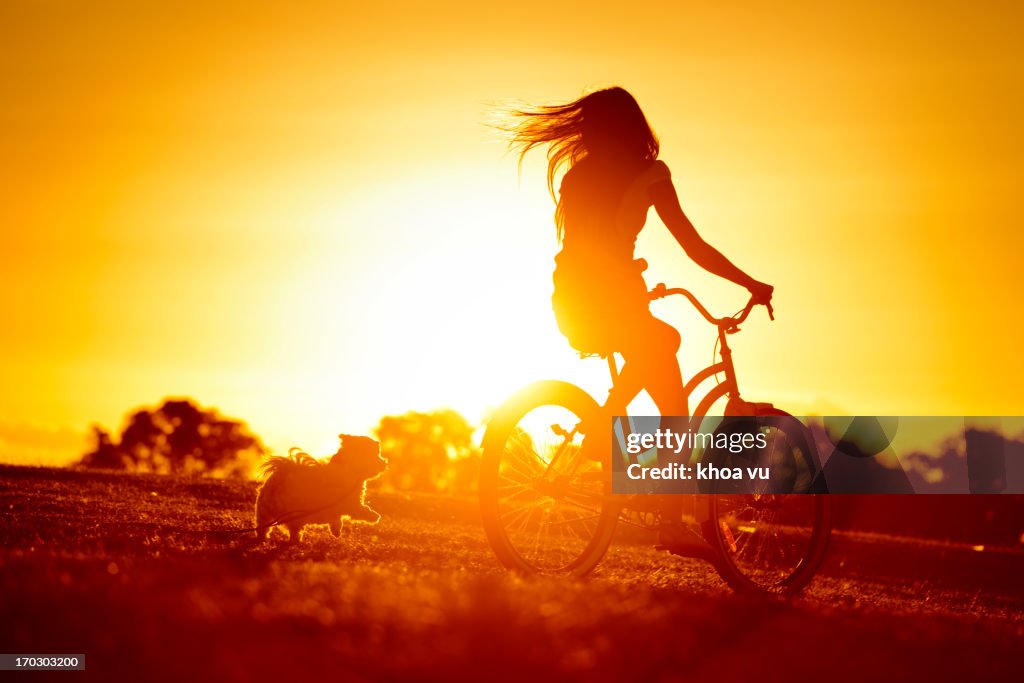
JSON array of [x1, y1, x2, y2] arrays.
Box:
[[506, 87, 773, 544]]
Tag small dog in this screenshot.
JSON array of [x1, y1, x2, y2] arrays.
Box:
[[255, 434, 387, 543]]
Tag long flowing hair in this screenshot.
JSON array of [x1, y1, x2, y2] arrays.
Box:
[[500, 87, 660, 240]]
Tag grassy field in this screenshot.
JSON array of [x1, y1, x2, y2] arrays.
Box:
[[1, 464, 1022, 682]]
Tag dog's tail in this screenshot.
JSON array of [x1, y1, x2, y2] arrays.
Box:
[[258, 448, 322, 479]]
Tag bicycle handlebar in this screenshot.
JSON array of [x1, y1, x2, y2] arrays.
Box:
[[648, 283, 774, 329]]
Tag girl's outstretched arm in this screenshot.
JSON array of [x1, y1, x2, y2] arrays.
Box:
[[650, 178, 774, 304]]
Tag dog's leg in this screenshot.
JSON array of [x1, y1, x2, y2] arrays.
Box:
[[286, 524, 302, 544], [254, 492, 267, 541], [254, 506, 269, 542], [329, 519, 342, 537]]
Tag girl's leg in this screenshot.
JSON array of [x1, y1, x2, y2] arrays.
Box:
[[583, 316, 679, 460], [598, 315, 684, 441], [619, 316, 689, 530], [617, 315, 686, 416]]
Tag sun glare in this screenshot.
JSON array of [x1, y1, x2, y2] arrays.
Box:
[[241, 165, 613, 455], [4, 0, 1022, 467]]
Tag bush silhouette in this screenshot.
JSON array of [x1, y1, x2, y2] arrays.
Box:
[[375, 409, 480, 494], [80, 398, 265, 478]]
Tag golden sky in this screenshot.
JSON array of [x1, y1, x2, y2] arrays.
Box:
[[2, 1, 1022, 464]]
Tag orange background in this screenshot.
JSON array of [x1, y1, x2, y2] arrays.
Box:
[[2, 1, 1021, 463]]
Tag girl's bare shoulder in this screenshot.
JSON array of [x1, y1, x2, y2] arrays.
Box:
[[646, 159, 671, 183]]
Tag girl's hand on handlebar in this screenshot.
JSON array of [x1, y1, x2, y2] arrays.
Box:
[[747, 281, 775, 320], [747, 280, 774, 306]]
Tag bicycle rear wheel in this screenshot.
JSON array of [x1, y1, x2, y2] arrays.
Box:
[[703, 411, 832, 595], [479, 381, 619, 575]]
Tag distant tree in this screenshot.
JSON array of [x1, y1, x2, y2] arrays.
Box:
[[375, 409, 480, 494], [79, 398, 265, 478], [80, 426, 128, 470]]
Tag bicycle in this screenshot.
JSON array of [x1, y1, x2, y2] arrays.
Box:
[[478, 285, 832, 595]]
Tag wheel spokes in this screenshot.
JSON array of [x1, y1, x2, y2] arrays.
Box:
[[492, 404, 609, 571]]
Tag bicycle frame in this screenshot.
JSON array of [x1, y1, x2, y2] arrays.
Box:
[[535, 286, 773, 509], [605, 284, 769, 422], [479, 286, 831, 587]]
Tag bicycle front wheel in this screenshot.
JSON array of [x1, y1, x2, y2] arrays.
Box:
[[479, 381, 619, 576], [703, 412, 832, 595]]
